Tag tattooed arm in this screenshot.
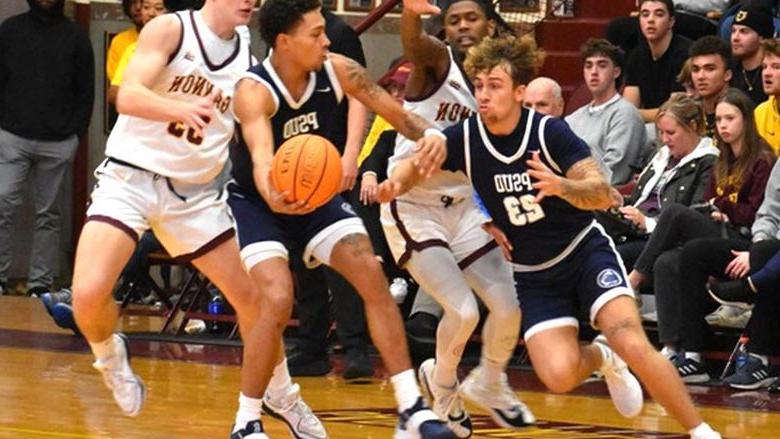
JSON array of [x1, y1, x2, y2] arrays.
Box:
[[526, 152, 614, 211], [330, 53, 432, 141]]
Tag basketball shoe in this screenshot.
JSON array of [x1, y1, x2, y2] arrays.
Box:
[[261, 383, 327, 438], [394, 396, 457, 439], [593, 335, 643, 417], [460, 366, 535, 429], [92, 333, 146, 416], [418, 359, 472, 438], [230, 420, 269, 439]]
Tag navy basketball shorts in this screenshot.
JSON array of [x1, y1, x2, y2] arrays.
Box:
[[513, 227, 634, 342], [226, 182, 366, 271]]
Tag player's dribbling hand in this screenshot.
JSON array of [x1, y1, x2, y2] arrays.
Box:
[[482, 222, 513, 261], [413, 135, 446, 178], [260, 171, 314, 215], [526, 151, 563, 203], [376, 180, 402, 204], [403, 0, 441, 16]]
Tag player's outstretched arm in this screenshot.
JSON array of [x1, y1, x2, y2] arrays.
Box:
[[400, 0, 447, 72], [376, 157, 423, 203], [116, 15, 214, 137], [234, 78, 313, 215], [331, 53, 446, 176], [526, 153, 613, 210]]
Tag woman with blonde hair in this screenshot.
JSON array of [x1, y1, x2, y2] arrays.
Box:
[[626, 89, 775, 381]]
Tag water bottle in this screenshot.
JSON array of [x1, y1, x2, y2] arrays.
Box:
[[735, 336, 750, 370], [208, 294, 225, 333], [389, 278, 408, 304]]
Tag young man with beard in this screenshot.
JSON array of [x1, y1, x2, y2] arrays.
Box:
[[756, 38, 780, 153], [730, 6, 776, 105]]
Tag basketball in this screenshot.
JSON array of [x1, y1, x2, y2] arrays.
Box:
[[271, 134, 342, 209]]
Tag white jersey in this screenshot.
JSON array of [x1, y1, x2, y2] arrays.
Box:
[[105, 10, 253, 184], [388, 46, 477, 206]]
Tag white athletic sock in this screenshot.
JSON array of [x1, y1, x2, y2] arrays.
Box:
[[478, 356, 504, 386], [685, 352, 702, 363], [234, 392, 263, 431], [594, 340, 611, 370], [432, 358, 458, 389], [689, 422, 718, 439], [266, 358, 293, 401], [90, 334, 118, 363], [391, 369, 422, 412]]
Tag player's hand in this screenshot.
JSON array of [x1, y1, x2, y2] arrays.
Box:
[[376, 179, 403, 204], [403, 0, 441, 16], [259, 170, 314, 215], [527, 151, 563, 203], [177, 90, 218, 138], [413, 134, 446, 178], [482, 222, 513, 261], [725, 250, 750, 279], [618, 206, 647, 231], [341, 154, 358, 192], [360, 173, 379, 205]]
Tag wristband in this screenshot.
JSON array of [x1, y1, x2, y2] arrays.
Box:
[[424, 128, 446, 140]]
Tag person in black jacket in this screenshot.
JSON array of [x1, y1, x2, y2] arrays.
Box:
[[0, 0, 94, 296]]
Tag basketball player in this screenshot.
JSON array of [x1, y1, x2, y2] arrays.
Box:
[[227, 0, 455, 437], [378, 35, 722, 439], [70, 1, 327, 438], [381, 0, 532, 434]]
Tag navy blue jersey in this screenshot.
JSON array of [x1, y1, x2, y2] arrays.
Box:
[[443, 107, 595, 269], [230, 56, 345, 198]]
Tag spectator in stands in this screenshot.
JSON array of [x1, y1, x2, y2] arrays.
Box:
[[288, 6, 374, 380], [566, 38, 646, 185], [524, 77, 564, 117], [690, 35, 733, 137], [677, 58, 699, 97], [675, 157, 780, 385], [718, 0, 780, 42], [755, 38, 780, 153], [0, 0, 95, 297], [627, 91, 773, 369], [612, 95, 718, 277], [106, 0, 143, 83], [624, 0, 692, 123], [108, 0, 169, 105], [730, 6, 775, 104], [606, 0, 726, 56]]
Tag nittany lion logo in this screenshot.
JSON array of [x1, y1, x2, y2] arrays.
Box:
[[596, 268, 623, 289], [341, 202, 356, 216]]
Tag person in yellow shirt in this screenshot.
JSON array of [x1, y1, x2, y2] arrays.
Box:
[[108, 0, 169, 104], [756, 39, 780, 154], [106, 0, 143, 82]]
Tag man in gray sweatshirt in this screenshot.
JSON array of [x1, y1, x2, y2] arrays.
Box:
[[566, 38, 646, 185]]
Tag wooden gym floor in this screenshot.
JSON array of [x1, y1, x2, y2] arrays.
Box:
[[1, 296, 779, 438]]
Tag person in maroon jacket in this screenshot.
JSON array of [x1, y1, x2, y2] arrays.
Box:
[[626, 88, 775, 380]]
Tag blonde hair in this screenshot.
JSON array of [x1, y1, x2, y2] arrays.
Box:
[[656, 94, 706, 136], [761, 38, 780, 59], [464, 35, 544, 86]]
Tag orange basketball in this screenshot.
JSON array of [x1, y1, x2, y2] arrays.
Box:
[[271, 134, 342, 209]]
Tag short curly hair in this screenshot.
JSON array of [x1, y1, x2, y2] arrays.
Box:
[[258, 0, 322, 48], [463, 35, 543, 87]]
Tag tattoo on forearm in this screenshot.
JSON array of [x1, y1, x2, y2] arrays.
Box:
[[402, 112, 429, 140], [344, 57, 383, 101], [559, 158, 612, 210]]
